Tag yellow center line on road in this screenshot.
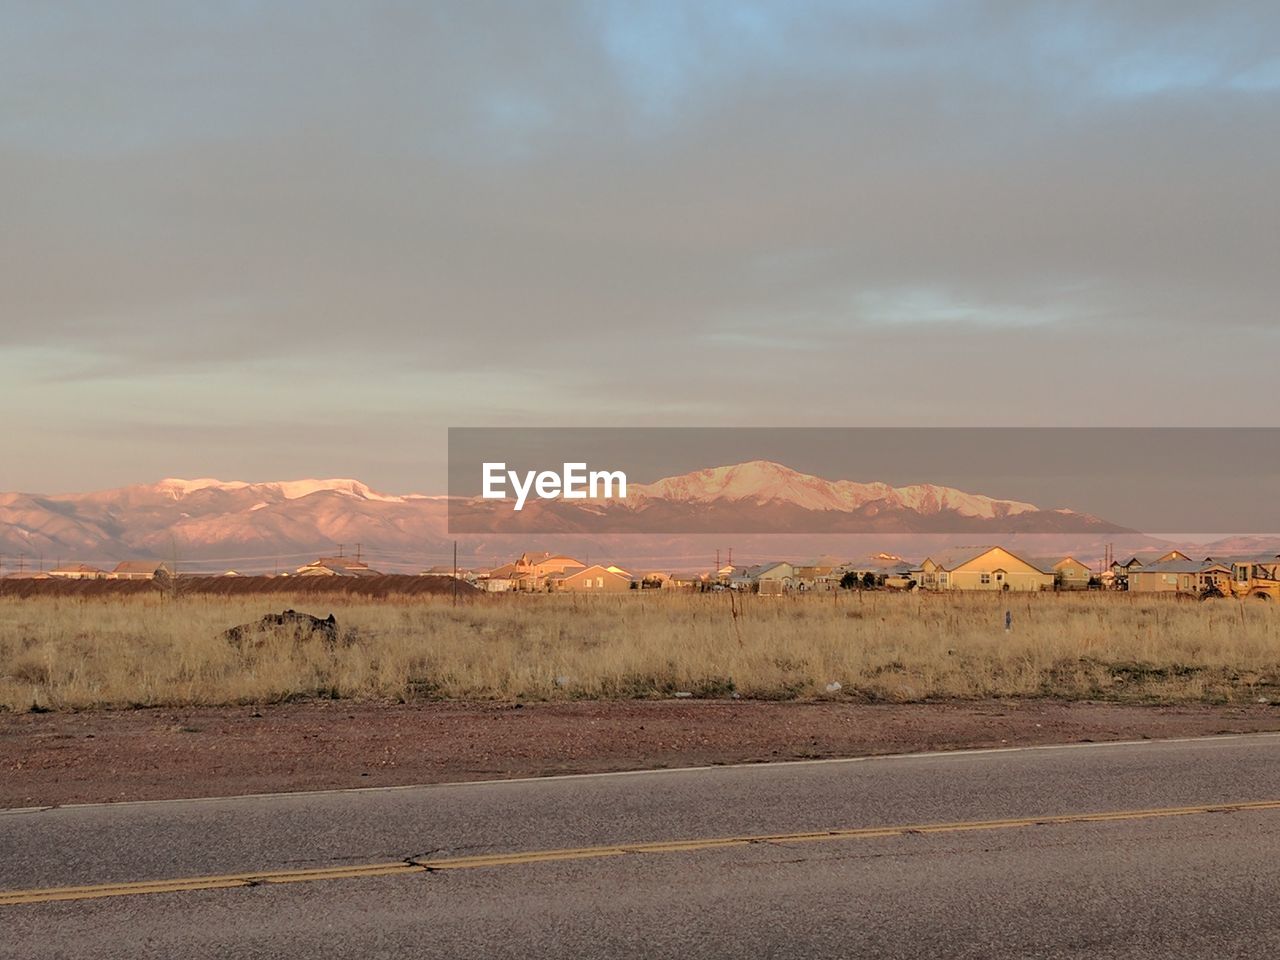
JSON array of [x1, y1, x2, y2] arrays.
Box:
[[5, 798, 1280, 906]]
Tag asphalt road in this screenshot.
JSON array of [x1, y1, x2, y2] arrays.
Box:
[[4, 733, 1280, 958]]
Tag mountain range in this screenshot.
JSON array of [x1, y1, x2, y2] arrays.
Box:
[[0, 462, 1266, 573]]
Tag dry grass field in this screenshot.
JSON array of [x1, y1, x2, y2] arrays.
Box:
[[2, 591, 1278, 711]]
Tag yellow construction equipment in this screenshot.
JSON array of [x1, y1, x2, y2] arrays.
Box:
[[1206, 558, 1280, 601]]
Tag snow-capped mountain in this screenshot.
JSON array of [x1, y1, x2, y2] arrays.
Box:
[[151, 477, 408, 503], [626, 461, 1038, 520], [0, 477, 446, 570]]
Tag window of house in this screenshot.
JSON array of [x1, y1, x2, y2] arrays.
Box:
[[596, 577, 603, 588], [980, 573, 991, 584]]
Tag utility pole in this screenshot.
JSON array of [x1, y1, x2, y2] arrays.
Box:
[[17, 554, 25, 574], [355, 543, 362, 563], [452, 540, 458, 607]]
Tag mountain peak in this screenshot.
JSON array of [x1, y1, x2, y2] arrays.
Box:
[[630, 460, 1040, 518], [632, 461, 824, 505]]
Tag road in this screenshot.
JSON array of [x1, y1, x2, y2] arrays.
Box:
[[4, 733, 1280, 958]]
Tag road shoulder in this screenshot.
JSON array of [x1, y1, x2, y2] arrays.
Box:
[[4, 698, 1279, 808]]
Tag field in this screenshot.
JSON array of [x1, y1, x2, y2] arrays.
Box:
[[2, 589, 1279, 712]]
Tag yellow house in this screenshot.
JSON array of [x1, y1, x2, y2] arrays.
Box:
[[1043, 556, 1094, 590], [492, 552, 586, 591], [518, 552, 584, 584], [548, 564, 633, 592], [913, 546, 1053, 592]]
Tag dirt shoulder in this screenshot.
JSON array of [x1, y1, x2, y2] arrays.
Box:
[[3, 699, 1279, 808]]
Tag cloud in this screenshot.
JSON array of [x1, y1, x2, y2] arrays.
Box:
[[1, 1, 1277, 489]]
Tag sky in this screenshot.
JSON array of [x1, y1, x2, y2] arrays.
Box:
[[2, 1, 1278, 494]]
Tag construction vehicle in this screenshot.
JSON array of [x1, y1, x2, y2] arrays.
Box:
[[1203, 558, 1280, 600]]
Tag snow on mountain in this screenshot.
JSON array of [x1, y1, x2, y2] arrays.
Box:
[[155, 478, 250, 498], [629, 461, 1038, 519], [630, 461, 845, 509], [889, 483, 1037, 520], [265, 479, 405, 503], [154, 478, 405, 503]]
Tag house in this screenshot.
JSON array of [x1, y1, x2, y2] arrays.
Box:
[[735, 561, 796, 594], [1128, 559, 1230, 595], [754, 561, 795, 586], [48, 563, 106, 580], [1109, 557, 1143, 577], [295, 556, 380, 577], [796, 568, 842, 591], [1039, 556, 1094, 590], [666, 572, 705, 590], [480, 552, 587, 591], [109, 561, 174, 581], [484, 562, 530, 592], [547, 564, 633, 592], [913, 546, 1053, 592], [840, 554, 914, 588], [1104, 557, 1143, 590], [518, 552, 584, 576], [505, 552, 586, 590], [793, 556, 843, 591], [729, 561, 796, 592]]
